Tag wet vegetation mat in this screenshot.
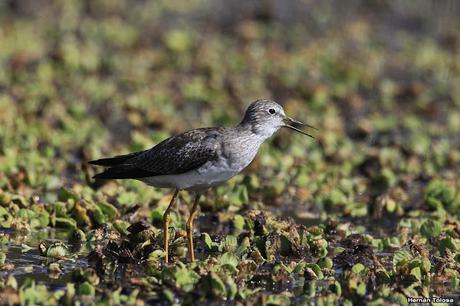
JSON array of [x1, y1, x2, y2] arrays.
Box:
[[1, 0, 460, 305]]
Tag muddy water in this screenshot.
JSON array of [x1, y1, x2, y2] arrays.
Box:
[[0, 229, 88, 288]]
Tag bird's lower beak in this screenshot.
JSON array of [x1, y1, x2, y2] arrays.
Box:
[[282, 117, 317, 138]]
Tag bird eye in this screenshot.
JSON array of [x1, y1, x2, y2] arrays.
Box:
[[268, 108, 276, 114]]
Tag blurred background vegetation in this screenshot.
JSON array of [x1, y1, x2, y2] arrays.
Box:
[[2, 0, 460, 214], [1, 0, 460, 305]]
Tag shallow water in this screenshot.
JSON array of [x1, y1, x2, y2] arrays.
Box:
[[0, 228, 88, 289], [1, 225, 460, 303]]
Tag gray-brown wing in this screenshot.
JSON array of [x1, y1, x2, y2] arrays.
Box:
[[92, 128, 223, 179], [131, 128, 223, 175]]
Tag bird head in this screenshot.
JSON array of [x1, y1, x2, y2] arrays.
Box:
[[240, 99, 316, 139]]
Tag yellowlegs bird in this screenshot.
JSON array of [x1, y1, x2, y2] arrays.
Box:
[[89, 99, 315, 263]]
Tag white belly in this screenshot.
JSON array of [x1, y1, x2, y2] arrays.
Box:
[[139, 158, 243, 191]]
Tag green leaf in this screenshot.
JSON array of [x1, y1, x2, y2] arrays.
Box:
[[53, 202, 67, 217], [88, 204, 106, 225], [19, 279, 50, 305], [226, 276, 238, 300], [0, 191, 11, 205], [58, 188, 79, 202], [424, 180, 455, 211], [352, 263, 366, 274], [451, 276, 459, 290], [218, 252, 239, 270], [202, 233, 219, 252], [385, 198, 397, 213], [0, 206, 13, 228], [324, 189, 347, 206], [162, 289, 175, 303], [439, 236, 458, 255], [221, 235, 238, 252], [420, 220, 442, 238], [228, 185, 248, 206], [36, 211, 50, 227], [304, 263, 323, 279], [18, 208, 36, 219], [78, 282, 95, 295], [317, 257, 333, 269], [147, 250, 165, 266], [356, 282, 366, 296], [174, 267, 200, 291], [243, 174, 260, 191], [329, 281, 342, 296], [165, 30, 193, 52], [266, 292, 292, 305], [117, 192, 138, 206], [421, 257, 431, 273], [96, 201, 120, 219], [208, 272, 226, 296], [373, 168, 397, 190], [333, 247, 346, 255], [0, 251, 5, 265], [234, 237, 250, 257], [410, 266, 422, 281], [233, 215, 245, 230], [203, 232, 213, 249], [54, 217, 77, 229], [163, 263, 200, 292], [113, 220, 130, 235], [39, 241, 69, 257], [426, 197, 443, 210], [391, 293, 409, 306], [393, 249, 412, 267]]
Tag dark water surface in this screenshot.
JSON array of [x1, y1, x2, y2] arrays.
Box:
[[0, 228, 88, 289]]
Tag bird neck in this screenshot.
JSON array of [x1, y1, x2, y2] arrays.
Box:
[[235, 121, 277, 142]]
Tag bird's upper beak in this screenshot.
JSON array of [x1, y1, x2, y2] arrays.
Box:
[[282, 116, 317, 138]]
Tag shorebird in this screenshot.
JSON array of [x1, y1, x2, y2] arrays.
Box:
[[89, 99, 315, 263]]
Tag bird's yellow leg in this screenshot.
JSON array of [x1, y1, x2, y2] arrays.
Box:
[[187, 194, 201, 262], [163, 189, 179, 264]]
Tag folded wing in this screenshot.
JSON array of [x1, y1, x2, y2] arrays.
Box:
[[89, 128, 222, 179]]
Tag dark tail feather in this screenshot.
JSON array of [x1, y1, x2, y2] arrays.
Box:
[[89, 151, 144, 166], [93, 166, 154, 179]]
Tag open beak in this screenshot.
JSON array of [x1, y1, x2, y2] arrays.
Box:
[[282, 116, 317, 138]]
